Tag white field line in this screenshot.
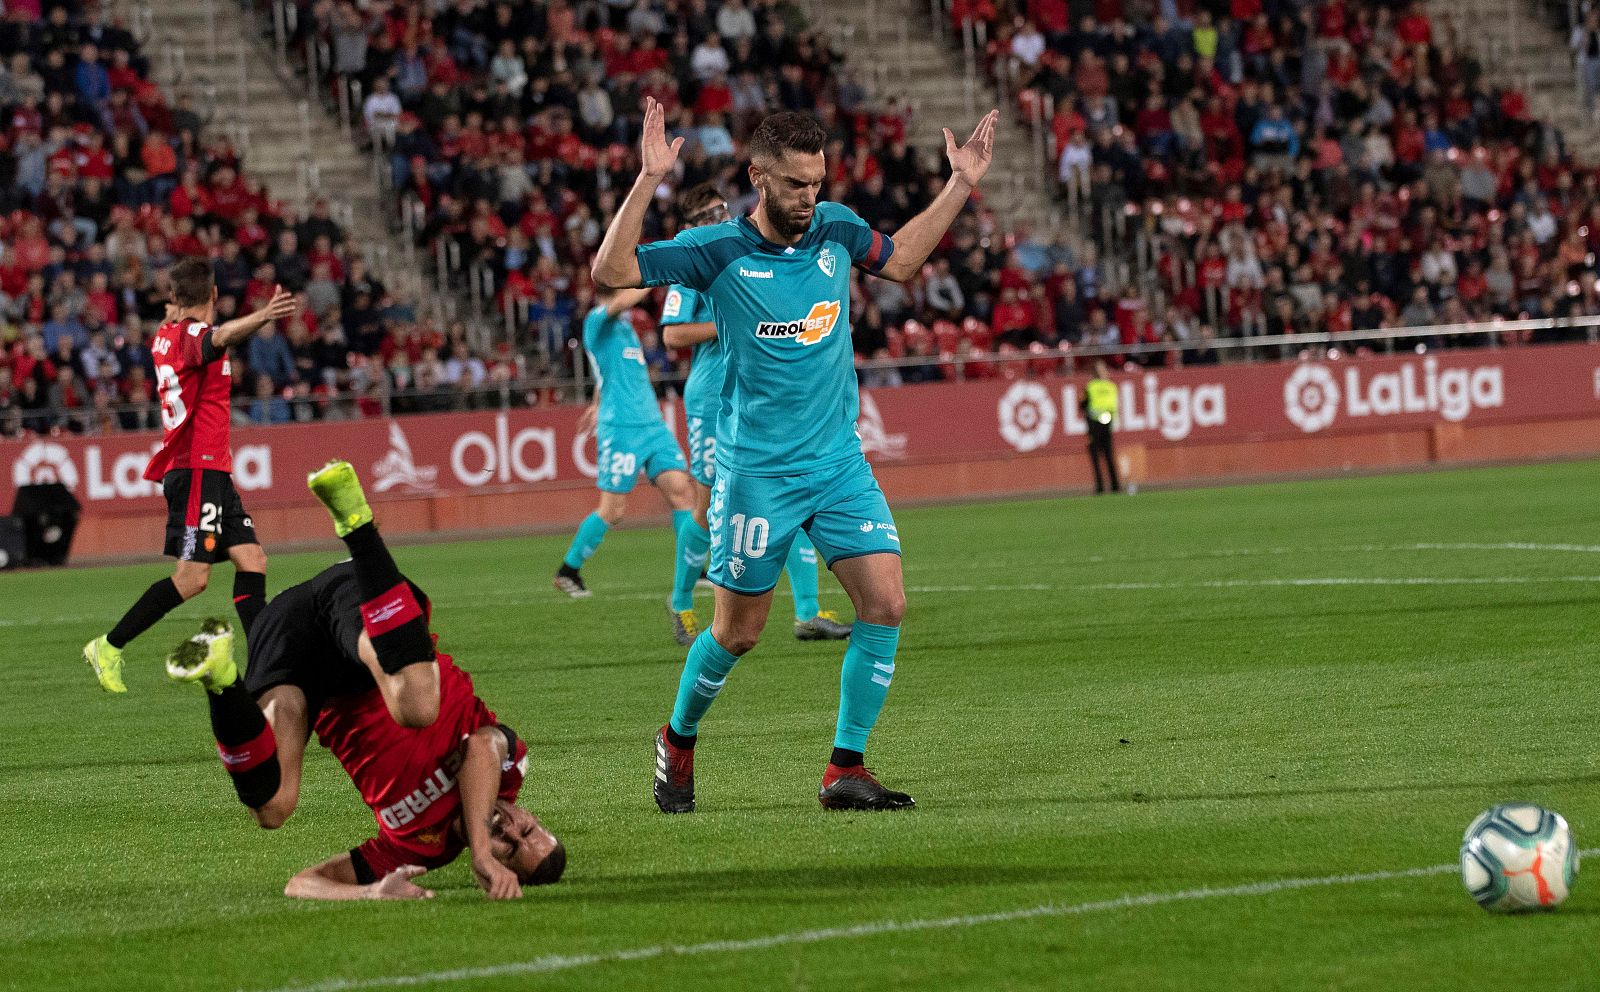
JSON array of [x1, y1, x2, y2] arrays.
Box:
[[9, 573, 1600, 628], [9, 543, 1598, 628], [465, 574, 1600, 606], [253, 848, 1600, 992], [1067, 541, 1600, 565], [1082, 576, 1600, 592]]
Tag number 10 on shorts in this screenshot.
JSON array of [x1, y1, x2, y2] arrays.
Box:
[[729, 514, 769, 558]]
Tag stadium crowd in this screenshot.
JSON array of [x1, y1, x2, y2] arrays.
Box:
[[7, 0, 1600, 438], [0, 0, 523, 438], [961, 0, 1600, 355], [314, 0, 1600, 388]]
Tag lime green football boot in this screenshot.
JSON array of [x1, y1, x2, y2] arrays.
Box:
[[165, 618, 238, 693], [82, 635, 128, 694], [307, 459, 373, 538]]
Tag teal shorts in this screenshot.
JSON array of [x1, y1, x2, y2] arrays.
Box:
[[685, 410, 717, 487], [707, 455, 900, 595], [596, 421, 688, 494]]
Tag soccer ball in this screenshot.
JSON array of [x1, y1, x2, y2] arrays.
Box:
[[1459, 803, 1578, 912]]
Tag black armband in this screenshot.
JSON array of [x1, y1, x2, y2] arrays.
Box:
[[199, 330, 222, 365], [496, 723, 520, 762]]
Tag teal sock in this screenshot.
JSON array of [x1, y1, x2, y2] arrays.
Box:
[[834, 621, 901, 751], [562, 512, 610, 570], [671, 512, 710, 612], [786, 532, 820, 621], [669, 630, 741, 737]]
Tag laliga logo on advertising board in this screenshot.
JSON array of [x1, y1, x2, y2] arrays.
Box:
[[1283, 357, 1504, 434], [11, 440, 271, 499], [998, 382, 1056, 452], [997, 375, 1227, 452], [12, 441, 79, 489]]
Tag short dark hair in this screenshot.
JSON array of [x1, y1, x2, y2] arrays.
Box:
[[747, 112, 826, 165], [520, 841, 567, 886], [676, 182, 724, 220], [170, 257, 215, 307]]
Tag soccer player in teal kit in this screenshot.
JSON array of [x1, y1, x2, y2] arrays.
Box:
[[661, 182, 854, 646], [593, 102, 998, 812], [553, 286, 697, 617]]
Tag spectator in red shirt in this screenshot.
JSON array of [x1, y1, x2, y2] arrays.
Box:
[[1395, 2, 1432, 46], [990, 286, 1034, 346]]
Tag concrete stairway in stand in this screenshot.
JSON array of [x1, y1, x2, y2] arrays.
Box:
[[133, 0, 421, 295], [797, 0, 1063, 238]]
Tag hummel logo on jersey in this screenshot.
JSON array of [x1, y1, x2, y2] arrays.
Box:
[[739, 267, 774, 278], [755, 300, 841, 346], [817, 248, 836, 278]]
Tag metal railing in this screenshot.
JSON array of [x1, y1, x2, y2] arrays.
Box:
[[10, 316, 1597, 441], [852, 313, 1600, 382]]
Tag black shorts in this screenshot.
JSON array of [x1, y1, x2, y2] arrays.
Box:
[[162, 469, 257, 563], [244, 562, 429, 712]]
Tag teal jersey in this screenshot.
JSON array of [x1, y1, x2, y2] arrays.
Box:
[[635, 202, 895, 477], [582, 304, 660, 429], [661, 284, 722, 422]]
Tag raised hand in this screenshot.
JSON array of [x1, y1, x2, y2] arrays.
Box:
[[640, 96, 684, 180], [370, 865, 433, 900], [260, 284, 298, 322], [944, 110, 1000, 190]]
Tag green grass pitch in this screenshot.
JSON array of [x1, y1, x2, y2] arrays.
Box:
[[5, 460, 1600, 991]]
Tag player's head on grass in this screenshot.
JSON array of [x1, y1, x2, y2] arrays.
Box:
[[747, 112, 826, 242], [677, 182, 728, 228], [170, 256, 218, 315], [484, 800, 566, 886]]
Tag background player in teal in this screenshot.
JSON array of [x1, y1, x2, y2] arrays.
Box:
[[593, 102, 998, 813], [553, 286, 697, 613], [661, 183, 853, 646]]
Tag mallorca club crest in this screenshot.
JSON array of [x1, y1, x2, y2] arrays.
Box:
[[372, 421, 439, 493], [817, 247, 836, 278]]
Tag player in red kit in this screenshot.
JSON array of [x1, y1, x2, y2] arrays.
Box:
[[165, 460, 564, 899], [83, 256, 297, 693]]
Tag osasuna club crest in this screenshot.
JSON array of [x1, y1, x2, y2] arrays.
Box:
[[817, 248, 836, 278]]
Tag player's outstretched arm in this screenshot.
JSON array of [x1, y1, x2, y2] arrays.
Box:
[[459, 726, 523, 900], [211, 286, 299, 349], [604, 286, 655, 317], [577, 394, 599, 436], [592, 97, 682, 289], [284, 854, 433, 900], [662, 321, 717, 348], [878, 110, 999, 283]]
